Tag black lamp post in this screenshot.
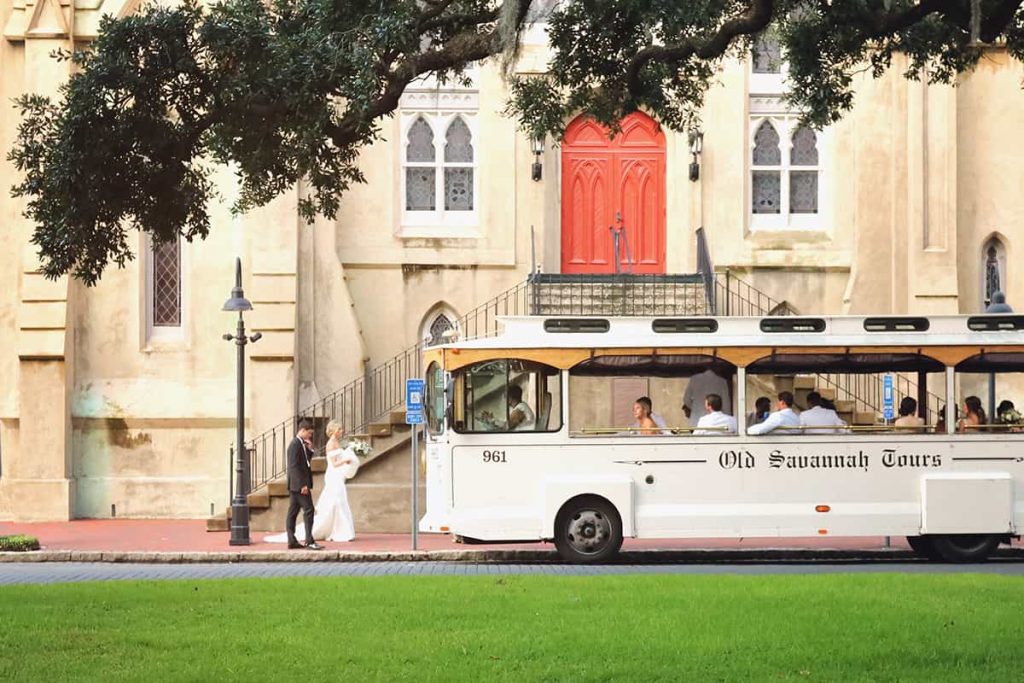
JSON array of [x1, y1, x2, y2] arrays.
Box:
[[985, 291, 1012, 419], [222, 258, 261, 546]]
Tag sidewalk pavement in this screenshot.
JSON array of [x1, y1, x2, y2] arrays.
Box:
[[0, 520, 1021, 563]]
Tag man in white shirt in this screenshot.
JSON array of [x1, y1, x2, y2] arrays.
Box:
[[799, 391, 849, 435], [693, 394, 738, 435], [682, 368, 732, 427], [748, 391, 801, 435], [507, 385, 536, 431]]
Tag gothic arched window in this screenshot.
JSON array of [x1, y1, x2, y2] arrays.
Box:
[[401, 112, 478, 228], [443, 117, 474, 211], [405, 116, 436, 211], [983, 237, 1007, 308], [751, 120, 781, 215], [750, 118, 821, 227]]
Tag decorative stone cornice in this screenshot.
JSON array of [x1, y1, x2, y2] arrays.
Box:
[[400, 89, 479, 112]]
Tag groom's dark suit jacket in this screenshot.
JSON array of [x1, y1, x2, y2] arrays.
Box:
[[286, 437, 314, 493]]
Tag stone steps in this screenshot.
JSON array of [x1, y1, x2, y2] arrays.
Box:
[[207, 423, 416, 533]]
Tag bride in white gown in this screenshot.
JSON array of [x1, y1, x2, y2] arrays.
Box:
[[265, 420, 358, 543]]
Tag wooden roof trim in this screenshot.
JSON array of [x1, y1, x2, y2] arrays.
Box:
[[439, 345, 1024, 371]]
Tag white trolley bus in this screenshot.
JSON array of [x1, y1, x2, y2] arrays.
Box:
[[419, 314, 1024, 562]]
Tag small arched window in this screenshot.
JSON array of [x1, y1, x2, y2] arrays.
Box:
[[982, 237, 1007, 309], [421, 305, 460, 347]]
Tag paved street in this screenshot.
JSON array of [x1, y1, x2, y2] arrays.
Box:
[[1, 559, 1023, 585]]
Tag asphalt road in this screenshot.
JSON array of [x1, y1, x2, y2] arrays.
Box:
[[1, 560, 1023, 584]]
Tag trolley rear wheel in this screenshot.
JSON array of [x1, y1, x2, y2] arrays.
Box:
[[930, 534, 1001, 562]]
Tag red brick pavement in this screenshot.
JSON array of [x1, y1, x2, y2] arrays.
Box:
[[0, 519, 937, 553]]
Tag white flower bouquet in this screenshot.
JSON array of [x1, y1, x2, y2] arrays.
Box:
[[348, 438, 373, 458]]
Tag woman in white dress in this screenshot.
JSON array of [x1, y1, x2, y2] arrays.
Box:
[[265, 420, 357, 543]]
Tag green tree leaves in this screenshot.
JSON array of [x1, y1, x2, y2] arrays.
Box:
[[11, 0, 1024, 283]]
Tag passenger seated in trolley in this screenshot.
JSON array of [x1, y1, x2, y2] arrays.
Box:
[[894, 397, 925, 431], [746, 396, 771, 429], [958, 395, 987, 432], [799, 391, 849, 434], [693, 393, 737, 435], [747, 391, 800, 435], [478, 385, 536, 431], [631, 397, 659, 435]]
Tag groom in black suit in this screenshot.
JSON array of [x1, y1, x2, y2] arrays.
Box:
[[286, 418, 323, 550]]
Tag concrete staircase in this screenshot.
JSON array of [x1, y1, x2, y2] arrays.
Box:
[[207, 410, 424, 534]]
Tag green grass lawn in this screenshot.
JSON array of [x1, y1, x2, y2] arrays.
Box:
[[1, 573, 1021, 681]]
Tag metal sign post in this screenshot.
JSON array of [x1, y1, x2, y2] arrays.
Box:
[[406, 379, 425, 550]]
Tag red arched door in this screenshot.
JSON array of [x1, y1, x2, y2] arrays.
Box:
[[560, 112, 666, 274]]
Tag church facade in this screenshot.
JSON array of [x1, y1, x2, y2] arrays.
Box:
[[0, 1, 1021, 521]]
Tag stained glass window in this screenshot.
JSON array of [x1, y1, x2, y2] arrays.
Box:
[[751, 117, 821, 223], [152, 238, 180, 327], [427, 314, 454, 346], [752, 34, 782, 74], [791, 126, 818, 165], [406, 168, 436, 211], [752, 171, 781, 214], [790, 171, 817, 213], [402, 113, 477, 222], [444, 117, 473, 162], [752, 121, 781, 165], [406, 117, 434, 162], [445, 168, 473, 211]]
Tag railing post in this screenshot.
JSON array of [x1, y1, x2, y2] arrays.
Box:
[[362, 364, 372, 432], [725, 269, 731, 317]]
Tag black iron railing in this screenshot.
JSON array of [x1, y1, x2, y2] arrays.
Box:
[[529, 273, 708, 316]]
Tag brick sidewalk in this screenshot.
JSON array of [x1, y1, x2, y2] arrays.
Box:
[[0, 518, 922, 553]]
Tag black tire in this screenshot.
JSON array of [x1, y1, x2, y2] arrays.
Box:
[[553, 496, 623, 564], [930, 534, 1001, 562], [905, 535, 940, 560]]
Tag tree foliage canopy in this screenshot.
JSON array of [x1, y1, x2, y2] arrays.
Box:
[[11, 0, 1024, 283]]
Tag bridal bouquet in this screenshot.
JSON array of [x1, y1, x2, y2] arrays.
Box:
[[348, 438, 373, 458], [999, 408, 1024, 425]]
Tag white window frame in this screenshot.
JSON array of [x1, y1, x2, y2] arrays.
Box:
[[749, 33, 789, 95], [748, 114, 824, 232], [143, 233, 188, 346], [398, 65, 480, 238], [399, 111, 480, 235]]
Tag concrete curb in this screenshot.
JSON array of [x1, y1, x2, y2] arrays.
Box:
[[1, 546, 1022, 564]]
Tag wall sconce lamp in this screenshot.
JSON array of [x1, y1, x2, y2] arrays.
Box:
[[531, 135, 545, 181], [688, 130, 704, 182]]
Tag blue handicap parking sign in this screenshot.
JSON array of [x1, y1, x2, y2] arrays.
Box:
[[406, 378, 425, 425], [882, 375, 894, 420]]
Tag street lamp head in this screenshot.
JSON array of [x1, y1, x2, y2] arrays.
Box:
[[222, 291, 252, 312], [530, 134, 545, 155], [222, 257, 253, 312], [986, 291, 1013, 313], [688, 129, 703, 155]]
